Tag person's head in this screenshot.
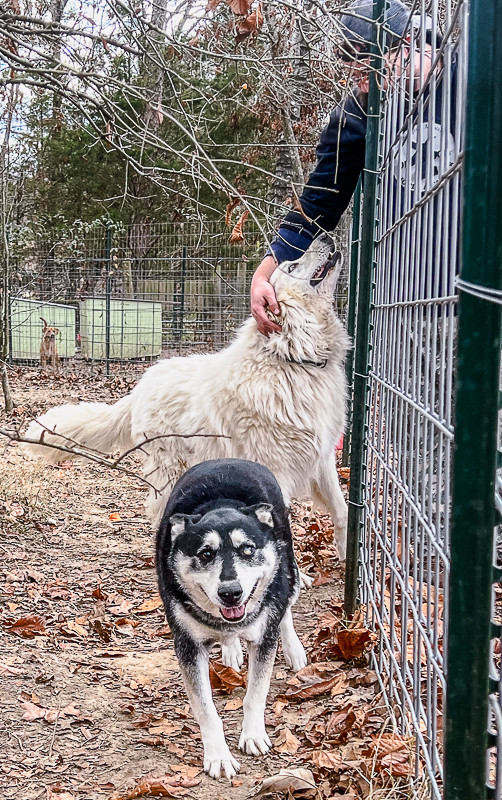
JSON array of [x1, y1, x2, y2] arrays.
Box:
[[336, 0, 438, 94], [337, 0, 411, 62]]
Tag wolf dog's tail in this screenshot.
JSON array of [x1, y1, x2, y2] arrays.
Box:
[[25, 396, 133, 464]]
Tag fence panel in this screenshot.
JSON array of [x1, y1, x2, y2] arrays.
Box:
[[345, 1, 468, 797]]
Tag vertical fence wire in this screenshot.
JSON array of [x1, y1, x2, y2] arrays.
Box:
[[348, 0, 468, 796]]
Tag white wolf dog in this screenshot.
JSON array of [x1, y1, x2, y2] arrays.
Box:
[[26, 234, 349, 559]]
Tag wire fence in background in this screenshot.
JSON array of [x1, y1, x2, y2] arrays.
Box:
[[6, 219, 349, 375]]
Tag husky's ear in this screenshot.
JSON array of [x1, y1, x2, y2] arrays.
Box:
[[240, 502, 274, 528], [169, 513, 202, 540]]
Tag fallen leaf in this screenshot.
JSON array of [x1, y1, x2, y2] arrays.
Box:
[[47, 787, 76, 800], [20, 700, 46, 721], [279, 674, 341, 702], [0, 659, 25, 676], [148, 719, 180, 736], [255, 768, 317, 798], [224, 696, 243, 711], [109, 513, 122, 521], [60, 619, 88, 638], [112, 773, 201, 799], [4, 615, 46, 638], [209, 660, 246, 694], [274, 727, 301, 754], [379, 748, 413, 776], [168, 765, 201, 779], [337, 628, 376, 660], [325, 706, 357, 743], [135, 597, 163, 614], [108, 599, 134, 615], [308, 749, 343, 770]]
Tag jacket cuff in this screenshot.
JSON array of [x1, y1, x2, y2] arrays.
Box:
[[267, 224, 317, 265]]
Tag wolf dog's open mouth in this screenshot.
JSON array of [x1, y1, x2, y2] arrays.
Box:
[[310, 251, 338, 287]]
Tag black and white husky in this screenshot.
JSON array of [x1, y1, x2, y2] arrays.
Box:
[[156, 458, 306, 780]]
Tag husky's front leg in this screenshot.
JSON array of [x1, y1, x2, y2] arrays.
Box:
[[239, 641, 276, 756], [177, 640, 240, 779]]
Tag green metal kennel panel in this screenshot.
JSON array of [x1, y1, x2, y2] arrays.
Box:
[[10, 299, 76, 360], [79, 298, 162, 360]]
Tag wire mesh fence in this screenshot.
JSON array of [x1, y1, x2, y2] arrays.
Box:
[[345, 0, 468, 797], [6, 219, 349, 375]]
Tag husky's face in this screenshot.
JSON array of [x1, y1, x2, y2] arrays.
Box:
[[169, 504, 279, 624], [270, 233, 342, 299]]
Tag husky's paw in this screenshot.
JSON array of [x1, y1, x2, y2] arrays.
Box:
[[299, 570, 314, 590], [203, 747, 240, 780], [282, 636, 308, 672], [239, 728, 272, 756], [221, 638, 244, 671]]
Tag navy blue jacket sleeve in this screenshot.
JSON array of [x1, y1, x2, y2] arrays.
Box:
[[269, 90, 367, 264]]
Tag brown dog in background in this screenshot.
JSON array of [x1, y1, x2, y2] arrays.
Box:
[[39, 318, 60, 371]]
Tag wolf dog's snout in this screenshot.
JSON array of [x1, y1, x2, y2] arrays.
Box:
[[218, 580, 243, 605]]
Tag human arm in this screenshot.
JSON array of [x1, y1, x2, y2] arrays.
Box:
[[251, 90, 367, 334], [271, 91, 367, 261]]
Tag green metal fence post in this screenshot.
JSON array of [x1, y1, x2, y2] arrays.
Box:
[[342, 180, 362, 468], [443, 0, 502, 797], [344, 0, 384, 617]]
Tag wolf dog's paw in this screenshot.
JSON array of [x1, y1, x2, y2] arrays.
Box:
[[203, 745, 240, 780], [239, 727, 272, 756], [282, 635, 308, 672], [221, 638, 244, 671], [299, 570, 314, 590]]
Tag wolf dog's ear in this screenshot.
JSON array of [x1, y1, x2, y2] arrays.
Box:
[[240, 503, 274, 528], [169, 513, 202, 540]]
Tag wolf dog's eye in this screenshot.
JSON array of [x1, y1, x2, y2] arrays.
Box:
[[198, 548, 215, 563], [287, 262, 298, 274], [239, 544, 255, 558]]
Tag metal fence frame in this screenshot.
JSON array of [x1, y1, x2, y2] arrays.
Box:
[[344, 0, 502, 797]]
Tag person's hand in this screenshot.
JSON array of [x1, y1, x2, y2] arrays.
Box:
[[250, 256, 282, 337]]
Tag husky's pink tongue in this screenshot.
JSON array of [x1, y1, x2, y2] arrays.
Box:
[[220, 604, 246, 620]]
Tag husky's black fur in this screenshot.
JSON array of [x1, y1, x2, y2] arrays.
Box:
[[155, 458, 305, 779]]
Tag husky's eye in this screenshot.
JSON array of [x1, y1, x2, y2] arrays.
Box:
[[198, 547, 215, 563], [239, 544, 255, 558], [287, 262, 298, 274]]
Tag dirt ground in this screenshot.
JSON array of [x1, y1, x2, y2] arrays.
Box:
[[0, 369, 412, 800]]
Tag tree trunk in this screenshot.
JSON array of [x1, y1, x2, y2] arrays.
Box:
[[0, 87, 17, 413]]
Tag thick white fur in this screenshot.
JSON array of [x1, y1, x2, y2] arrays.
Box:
[[25, 237, 350, 558]]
